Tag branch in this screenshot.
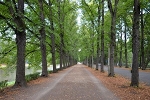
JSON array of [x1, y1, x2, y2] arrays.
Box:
[[145, 8, 150, 14], [25, 50, 39, 57], [12, 0, 18, 13], [0, 14, 7, 19], [0, 27, 9, 33], [0, 46, 16, 58], [0, 1, 6, 6], [7, 21, 16, 31], [107, 0, 114, 16], [25, 0, 39, 16], [0, 14, 16, 31], [114, 0, 119, 16], [43, 0, 49, 5], [26, 41, 40, 46], [82, 0, 98, 34], [24, 16, 38, 26], [6, 0, 16, 18], [26, 26, 40, 40]]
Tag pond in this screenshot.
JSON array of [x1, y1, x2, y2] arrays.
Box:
[[0, 65, 60, 82]]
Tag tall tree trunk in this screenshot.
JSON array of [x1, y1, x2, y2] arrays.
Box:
[[86, 57, 88, 66], [101, 0, 104, 72], [66, 54, 69, 67], [96, 36, 100, 70], [57, 0, 62, 69], [141, 9, 145, 70], [124, 21, 128, 68], [96, 0, 101, 70], [119, 21, 123, 67], [62, 0, 66, 69], [60, 45, 63, 70], [91, 26, 94, 68], [51, 32, 57, 72], [107, 0, 119, 76], [49, 0, 57, 73], [39, 0, 48, 77], [130, 0, 140, 87], [57, 0, 64, 70], [15, 30, 26, 87], [8, 0, 27, 87], [63, 53, 66, 69]]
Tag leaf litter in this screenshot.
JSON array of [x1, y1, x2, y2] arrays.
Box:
[[86, 66, 150, 100]]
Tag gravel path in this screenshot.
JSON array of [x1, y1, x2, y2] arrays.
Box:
[[4, 64, 119, 100]]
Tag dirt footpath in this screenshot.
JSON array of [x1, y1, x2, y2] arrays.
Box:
[[1, 64, 119, 100]]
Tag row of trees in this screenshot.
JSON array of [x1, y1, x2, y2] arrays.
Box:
[[79, 0, 150, 87], [0, 0, 150, 88], [0, 0, 79, 87]]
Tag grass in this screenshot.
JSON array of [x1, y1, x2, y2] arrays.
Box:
[[7, 81, 15, 86]]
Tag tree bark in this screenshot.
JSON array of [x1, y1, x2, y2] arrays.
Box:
[[57, 0, 64, 70], [130, 0, 140, 87], [11, 0, 27, 87], [15, 30, 27, 87], [140, 9, 145, 70], [96, 0, 101, 70], [39, 0, 48, 77], [119, 21, 123, 67], [51, 33, 57, 72], [49, 0, 57, 73], [107, 0, 119, 76], [101, 0, 104, 72], [62, 1, 66, 69], [63, 52, 66, 69], [124, 21, 128, 68]]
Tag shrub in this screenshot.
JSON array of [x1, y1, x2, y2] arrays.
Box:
[[25, 72, 40, 82], [0, 80, 8, 92], [48, 70, 53, 74]]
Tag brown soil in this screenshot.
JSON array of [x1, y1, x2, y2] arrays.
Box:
[[86, 66, 150, 100]]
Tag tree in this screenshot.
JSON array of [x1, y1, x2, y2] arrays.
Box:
[[48, 0, 57, 73], [0, 0, 80, 87], [7, 0, 27, 87], [107, 0, 119, 76], [81, 0, 100, 68], [118, 19, 123, 67], [124, 20, 128, 68], [130, 0, 140, 87], [140, 8, 145, 70], [101, 0, 105, 72], [49, 0, 56, 72], [57, 0, 63, 70], [39, 0, 48, 77], [96, 0, 101, 70]]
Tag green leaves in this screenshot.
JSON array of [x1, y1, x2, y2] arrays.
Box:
[[0, 0, 150, 74]]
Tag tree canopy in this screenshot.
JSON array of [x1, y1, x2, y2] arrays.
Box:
[[0, 0, 150, 87]]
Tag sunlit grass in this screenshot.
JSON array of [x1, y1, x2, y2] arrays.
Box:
[[7, 81, 15, 86]]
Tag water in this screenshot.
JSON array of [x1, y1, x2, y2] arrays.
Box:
[[0, 68, 34, 82], [0, 65, 60, 82]]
